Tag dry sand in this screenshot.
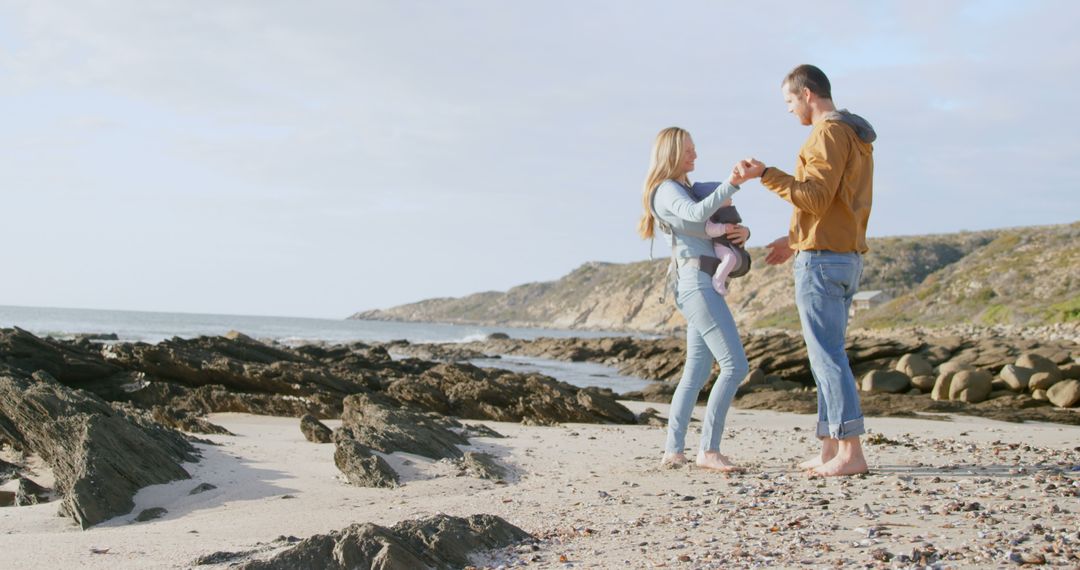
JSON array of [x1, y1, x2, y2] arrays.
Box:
[[1, 402, 1077, 569]]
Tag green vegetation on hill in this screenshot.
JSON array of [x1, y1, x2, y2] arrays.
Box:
[[353, 222, 1080, 333]]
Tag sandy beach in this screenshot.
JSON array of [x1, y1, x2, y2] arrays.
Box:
[[1, 400, 1076, 569]]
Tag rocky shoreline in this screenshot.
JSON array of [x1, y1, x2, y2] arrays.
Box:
[[385, 325, 1080, 425], [0, 324, 1077, 568], [0, 326, 635, 533]]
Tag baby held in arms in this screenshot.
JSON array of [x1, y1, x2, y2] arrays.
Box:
[[704, 198, 743, 296]]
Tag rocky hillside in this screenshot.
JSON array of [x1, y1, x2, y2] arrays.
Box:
[[352, 222, 1080, 334]]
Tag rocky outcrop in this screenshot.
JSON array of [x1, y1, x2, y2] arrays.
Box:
[[337, 394, 468, 460], [234, 514, 530, 570], [332, 437, 398, 488], [0, 328, 136, 398], [398, 363, 637, 425], [0, 370, 196, 528]]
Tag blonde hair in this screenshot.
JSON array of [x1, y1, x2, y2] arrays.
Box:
[[638, 127, 690, 239]]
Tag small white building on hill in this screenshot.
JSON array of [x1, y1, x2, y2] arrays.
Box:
[[851, 290, 891, 315]]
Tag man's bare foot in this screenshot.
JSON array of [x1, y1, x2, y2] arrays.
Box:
[[808, 437, 867, 477], [660, 452, 687, 468], [797, 437, 837, 469], [695, 450, 743, 472]]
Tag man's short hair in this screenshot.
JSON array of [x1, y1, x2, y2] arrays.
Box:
[[783, 64, 832, 100]]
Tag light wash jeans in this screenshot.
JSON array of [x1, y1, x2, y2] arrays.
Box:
[[665, 266, 750, 454], [793, 250, 865, 440]]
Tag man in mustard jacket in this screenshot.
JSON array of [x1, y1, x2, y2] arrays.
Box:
[[743, 64, 876, 477]]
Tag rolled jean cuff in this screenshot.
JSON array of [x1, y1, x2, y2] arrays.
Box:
[[817, 418, 865, 439]]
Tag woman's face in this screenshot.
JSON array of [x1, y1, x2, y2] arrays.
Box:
[[677, 135, 697, 178]]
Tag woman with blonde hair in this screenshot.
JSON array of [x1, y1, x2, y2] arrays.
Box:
[[640, 127, 752, 471]]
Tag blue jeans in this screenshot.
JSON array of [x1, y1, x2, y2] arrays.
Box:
[[665, 266, 749, 454], [793, 250, 865, 440]]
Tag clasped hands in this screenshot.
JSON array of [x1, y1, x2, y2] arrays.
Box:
[[727, 158, 766, 186]]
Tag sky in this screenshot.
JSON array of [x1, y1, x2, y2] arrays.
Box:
[[1, 1, 1077, 319]]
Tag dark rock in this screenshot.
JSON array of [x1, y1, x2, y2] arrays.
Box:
[[0, 490, 14, 507], [235, 514, 530, 570], [861, 370, 911, 393], [396, 363, 636, 425], [0, 457, 19, 483], [1048, 380, 1080, 408], [459, 451, 508, 481], [300, 414, 333, 443], [104, 335, 366, 396], [339, 394, 468, 460], [332, 438, 398, 488], [637, 407, 666, 427], [0, 370, 196, 528], [189, 483, 217, 495], [193, 550, 250, 566], [72, 332, 120, 342], [486, 332, 511, 340], [0, 327, 135, 398], [145, 404, 233, 435], [15, 477, 50, 506], [463, 423, 504, 439], [135, 507, 168, 522], [638, 382, 676, 403], [1061, 362, 1080, 380]]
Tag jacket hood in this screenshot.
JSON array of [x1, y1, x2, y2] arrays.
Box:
[[823, 109, 876, 143]]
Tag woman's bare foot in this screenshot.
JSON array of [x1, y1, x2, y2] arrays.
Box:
[[797, 437, 838, 469], [695, 450, 743, 472], [660, 452, 687, 468], [807, 437, 867, 477]]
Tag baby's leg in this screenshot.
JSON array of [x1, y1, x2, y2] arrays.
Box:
[[711, 243, 739, 296], [704, 221, 728, 238]]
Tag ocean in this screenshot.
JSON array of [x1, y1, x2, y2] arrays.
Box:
[[0, 305, 658, 392]]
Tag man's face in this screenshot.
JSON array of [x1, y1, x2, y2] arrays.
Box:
[[679, 135, 697, 176], [783, 84, 813, 126]]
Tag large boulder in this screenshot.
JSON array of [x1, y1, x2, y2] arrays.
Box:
[[234, 514, 530, 570], [896, 354, 933, 378], [999, 365, 1034, 392], [911, 375, 936, 392], [931, 362, 971, 401], [0, 370, 196, 528], [1029, 372, 1061, 392], [949, 370, 994, 403], [1015, 353, 1062, 382], [861, 370, 911, 394], [1047, 380, 1080, 408]]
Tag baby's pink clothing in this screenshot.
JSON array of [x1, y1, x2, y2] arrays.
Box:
[[705, 221, 739, 296]]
